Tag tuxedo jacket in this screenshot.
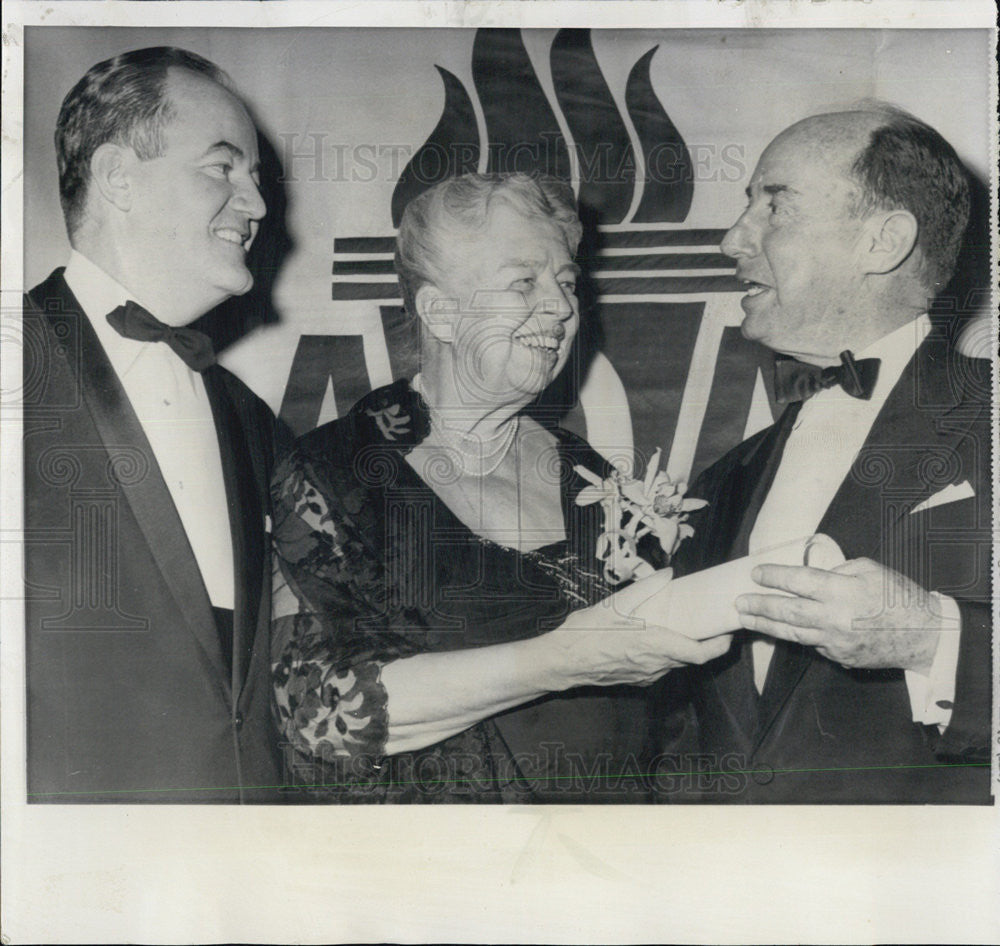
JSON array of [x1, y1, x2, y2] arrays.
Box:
[[659, 328, 992, 803], [23, 269, 286, 803]]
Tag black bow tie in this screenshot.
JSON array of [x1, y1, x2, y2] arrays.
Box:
[[773, 350, 880, 404], [106, 301, 216, 372]]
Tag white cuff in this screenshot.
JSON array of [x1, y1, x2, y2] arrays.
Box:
[[903, 593, 961, 731]]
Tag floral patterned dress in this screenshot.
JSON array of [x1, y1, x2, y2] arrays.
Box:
[[271, 379, 663, 803]]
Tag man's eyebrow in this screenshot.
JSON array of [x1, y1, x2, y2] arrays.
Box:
[[559, 262, 582, 277], [744, 183, 796, 200], [203, 140, 245, 159], [202, 140, 261, 176]]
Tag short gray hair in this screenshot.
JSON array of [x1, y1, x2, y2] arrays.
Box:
[[394, 173, 583, 316]]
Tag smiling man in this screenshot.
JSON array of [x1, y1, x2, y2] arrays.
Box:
[[656, 103, 992, 803], [23, 48, 284, 802]]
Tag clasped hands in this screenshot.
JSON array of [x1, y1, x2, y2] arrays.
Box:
[[735, 557, 945, 675], [547, 569, 732, 689], [548, 556, 946, 690]]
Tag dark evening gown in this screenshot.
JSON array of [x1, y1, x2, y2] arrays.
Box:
[[271, 379, 661, 803]]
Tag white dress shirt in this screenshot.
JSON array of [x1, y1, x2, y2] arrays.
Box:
[[748, 314, 959, 728], [63, 251, 235, 608]]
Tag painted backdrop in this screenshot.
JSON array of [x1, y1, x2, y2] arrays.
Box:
[[23, 27, 992, 480]]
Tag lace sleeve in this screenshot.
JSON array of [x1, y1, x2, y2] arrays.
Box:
[[272, 612, 389, 763], [270, 450, 392, 762]]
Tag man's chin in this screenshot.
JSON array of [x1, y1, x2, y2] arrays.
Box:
[[739, 316, 767, 343], [221, 268, 255, 298]]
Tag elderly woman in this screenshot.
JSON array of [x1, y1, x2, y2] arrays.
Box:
[[271, 173, 728, 803]]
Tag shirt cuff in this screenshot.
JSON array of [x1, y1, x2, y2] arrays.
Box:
[[903, 593, 961, 731]]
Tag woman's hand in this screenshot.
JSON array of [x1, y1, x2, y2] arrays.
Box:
[[535, 570, 734, 689]]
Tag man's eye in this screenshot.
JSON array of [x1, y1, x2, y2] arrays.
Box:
[[510, 278, 535, 291], [559, 280, 577, 293], [206, 163, 233, 177]]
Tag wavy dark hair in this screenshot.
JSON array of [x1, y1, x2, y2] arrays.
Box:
[[56, 46, 229, 236]]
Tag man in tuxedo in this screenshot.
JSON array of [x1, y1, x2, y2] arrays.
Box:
[[657, 103, 992, 803], [23, 47, 285, 802]]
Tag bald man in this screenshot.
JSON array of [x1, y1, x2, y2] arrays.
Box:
[[653, 104, 992, 803]]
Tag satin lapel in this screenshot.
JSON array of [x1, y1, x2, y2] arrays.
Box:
[[753, 640, 811, 750], [815, 331, 970, 560], [754, 332, 968, 742], [729, 402, 803, 561], [35, 274, 228, 685], [687, 417, 801, 746], [201, 368, 263, 695]]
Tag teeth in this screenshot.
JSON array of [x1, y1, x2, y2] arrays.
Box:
[[215, 228, 247, 246], [741, 280, 770, 296], [514, 334, 561, 350]]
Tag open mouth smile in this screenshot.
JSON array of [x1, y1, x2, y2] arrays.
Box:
[[214, 227, 251, 248], [739, 278, 772, 297], [512, 322, 566, 353]]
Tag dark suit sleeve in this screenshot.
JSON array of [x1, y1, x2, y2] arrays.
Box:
[[931, 374, 992, 764], [924, 586, 991, 765], [935, 600, 992, 761]]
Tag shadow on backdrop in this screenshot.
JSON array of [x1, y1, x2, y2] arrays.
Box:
[[195, 126, 294, 353]]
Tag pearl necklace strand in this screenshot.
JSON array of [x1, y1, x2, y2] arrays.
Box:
[[412, 374, 520, 478]]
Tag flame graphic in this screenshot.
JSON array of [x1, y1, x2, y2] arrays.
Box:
[[627, 46, 694, 222], [391, 66, 480, 228], [474, 29, 571, 181], [550, 29, 635, 225], [392, 28, 694, 226]]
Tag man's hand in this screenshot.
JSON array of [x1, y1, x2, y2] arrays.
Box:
[[735, 558, 945, 674], [543, 569, 734, 689]]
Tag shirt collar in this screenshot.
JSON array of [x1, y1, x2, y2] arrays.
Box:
[[855, 313, 931, 402], [63, 249, 190, 382], [64, 249, 133, 321], [804, 314, 931, 408]]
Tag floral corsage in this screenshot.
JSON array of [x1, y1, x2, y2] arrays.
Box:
[[574, 448, 708, 585]]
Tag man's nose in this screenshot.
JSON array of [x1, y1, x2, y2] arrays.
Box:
[[233, 176, 267, 221], [720, 212, 756, 260]]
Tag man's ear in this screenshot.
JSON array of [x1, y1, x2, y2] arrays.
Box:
[[861, 209, 919, 275], [415, 283, 456, 344], [89, 143, 135, 213]]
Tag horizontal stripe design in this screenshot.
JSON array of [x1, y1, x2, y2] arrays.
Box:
[[333, 251, 734, 276], [334, 228, 730, 255], [332, 274, 741, 300], [597, 228, 729, 248], [335, 237, 397, 254]]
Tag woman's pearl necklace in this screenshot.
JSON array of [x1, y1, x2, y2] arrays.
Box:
[[412, 374, 520, 478]]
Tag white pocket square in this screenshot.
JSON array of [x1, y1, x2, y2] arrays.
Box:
[[909, 480, 975, 515]]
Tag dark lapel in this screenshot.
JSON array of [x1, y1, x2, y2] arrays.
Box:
[[202, 368, 264, 695], [754, 329, 971, 741], [815, 328, 971, 560], [683, 412, 806, 745], [29, 271, 229, 688]]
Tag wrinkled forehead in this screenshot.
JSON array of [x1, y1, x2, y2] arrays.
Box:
[[437, 199, 571, 266]]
